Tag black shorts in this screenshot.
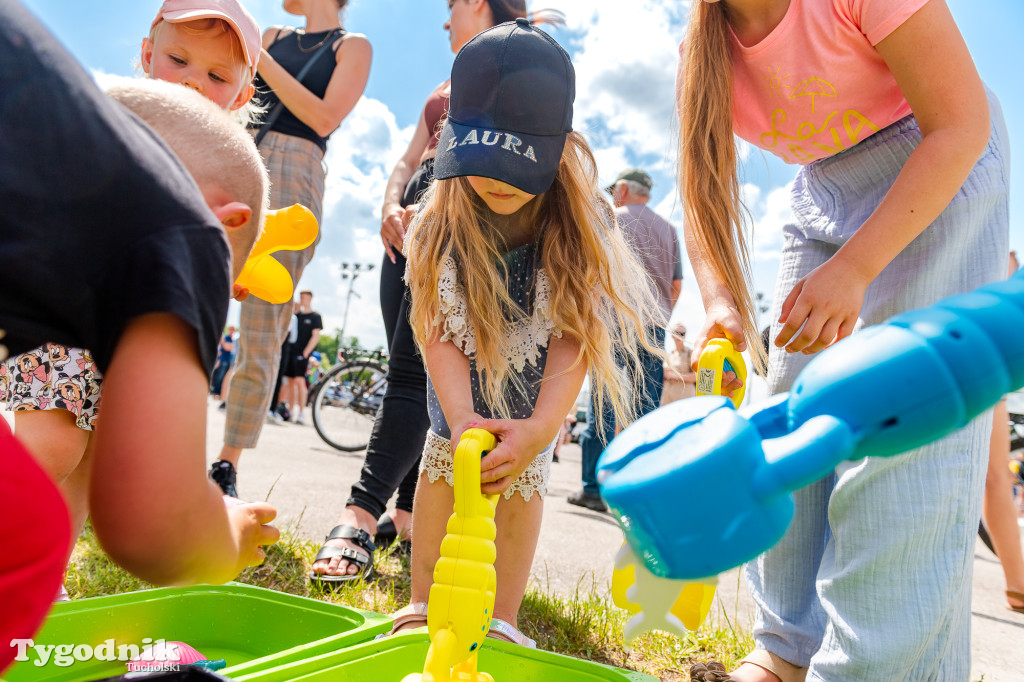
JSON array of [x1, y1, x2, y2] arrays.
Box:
[[283, 352, 310, 379]]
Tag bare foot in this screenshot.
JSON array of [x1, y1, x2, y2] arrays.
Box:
[[727, 663, 782, 682], [1007, 588, 1024, 611], [310, 505, 377, 578], [390, 508, 413, 542]]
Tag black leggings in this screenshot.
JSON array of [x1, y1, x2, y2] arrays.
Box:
[[346, 159, 434, 518]]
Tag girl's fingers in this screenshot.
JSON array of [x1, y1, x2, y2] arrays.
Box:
[[834, 317, 858, 346], [778, 280, 803, 324], [481, 476, 512, 495], [775, 281, 807, 347], [804, 317, 842, 355], [784, 309, 826, 353]]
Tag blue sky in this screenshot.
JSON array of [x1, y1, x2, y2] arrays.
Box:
[[21, 0, 1023, 350]]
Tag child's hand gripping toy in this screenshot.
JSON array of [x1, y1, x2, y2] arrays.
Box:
[[608, 340, 745, 645], [598, 272, 1024, 583], [234, 204, 319, 304], [403, 428, 499, 682]]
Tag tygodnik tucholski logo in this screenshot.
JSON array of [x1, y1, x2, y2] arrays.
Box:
[[10, 638, 185, 670]]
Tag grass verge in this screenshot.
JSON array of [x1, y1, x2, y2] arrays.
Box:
[[66, 525, 753, 681]]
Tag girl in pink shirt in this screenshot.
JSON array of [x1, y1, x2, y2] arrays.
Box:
[[678, 1, 1008, 680]]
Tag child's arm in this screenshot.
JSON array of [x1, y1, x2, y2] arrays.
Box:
[[774, 0, 990, 355], [88, 313, 279, 586], [256, 30, 372, 139], [477, 334, 587, 495], [422, 335, 481, 447]]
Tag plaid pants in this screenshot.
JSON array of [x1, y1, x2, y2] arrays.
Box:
[[223, 132, 324, 448]]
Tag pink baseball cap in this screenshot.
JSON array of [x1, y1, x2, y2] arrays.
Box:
[[151, 0, 261, 72]]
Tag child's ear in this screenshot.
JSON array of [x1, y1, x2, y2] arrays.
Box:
[[140, 38, 154, 75], [212, 201, 252, 230], [230, 83, 255, 112]]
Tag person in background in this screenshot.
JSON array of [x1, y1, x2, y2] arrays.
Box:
[[211, 325, 237, 400], [281, 289, 322, 424], [210, 0, 371, 498], [661, 322, 697, 405], [982, 250, 1024, 614], [568, 168, 681, 513]]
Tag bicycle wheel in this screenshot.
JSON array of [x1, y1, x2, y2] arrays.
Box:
[[311, 359, 388, 452]]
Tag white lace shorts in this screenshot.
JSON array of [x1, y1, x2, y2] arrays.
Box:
[[419, 430, 554, 501]]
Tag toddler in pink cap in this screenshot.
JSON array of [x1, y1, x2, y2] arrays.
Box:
[[142, 0, 261, 116]]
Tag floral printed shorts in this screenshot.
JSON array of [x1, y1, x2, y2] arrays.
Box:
[[0, 344, 102, 430]]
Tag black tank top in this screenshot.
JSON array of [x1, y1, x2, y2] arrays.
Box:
[[252, 28, 343, 152]]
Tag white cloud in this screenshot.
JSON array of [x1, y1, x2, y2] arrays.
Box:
[[552, 0, 688, 184]]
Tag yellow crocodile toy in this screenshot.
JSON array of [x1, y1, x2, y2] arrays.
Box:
[[403, 428, 499, 682]]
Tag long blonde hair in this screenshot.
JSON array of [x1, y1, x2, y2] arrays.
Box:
[[677, 2, 766, 373], [406, 132, 666, 429]]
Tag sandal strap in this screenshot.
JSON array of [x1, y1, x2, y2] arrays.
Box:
[[313, 544, 370, 567], [389, 602, 429, 634], [324, 524, 376, 553], [487, 618, 536, 648]]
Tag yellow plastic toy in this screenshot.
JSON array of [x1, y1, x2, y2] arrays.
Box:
[[611, 544, 716, 646], [609, 339, 748, 646], [403, 428, 499, 682], [234, 203, 319, 304], [695, 338, 747, 407]]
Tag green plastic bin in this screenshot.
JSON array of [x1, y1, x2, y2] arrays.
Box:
[[232, 630, 658, 682], [2, 583, 390, 682]]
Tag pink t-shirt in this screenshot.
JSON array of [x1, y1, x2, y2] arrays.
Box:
[[726, 0, 929, 165]]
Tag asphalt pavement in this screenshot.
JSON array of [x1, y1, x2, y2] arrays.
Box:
[[204, 400, 1023, 681]]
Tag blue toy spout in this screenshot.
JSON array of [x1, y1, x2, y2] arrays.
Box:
[[599, 268, 1024, 580]]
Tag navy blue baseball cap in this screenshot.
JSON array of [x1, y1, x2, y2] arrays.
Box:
[[434, 17, 575, 196]]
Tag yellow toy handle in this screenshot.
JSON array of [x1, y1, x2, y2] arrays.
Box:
[[410, 428, 498, 682], [234, 204, 319, 304], [696, 338, 747, 407]]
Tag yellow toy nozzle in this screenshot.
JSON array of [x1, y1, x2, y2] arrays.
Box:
[[611, 543, 716, 646], [696, 338, 747, 407], [235, 204, 319, 304], [407, 428, 499, 682]]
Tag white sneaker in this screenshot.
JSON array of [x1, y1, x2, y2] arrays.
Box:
[[295, 412, 306, 425], [266, 410, 283, 425]]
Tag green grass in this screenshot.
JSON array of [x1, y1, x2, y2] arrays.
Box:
[[66, 526, 753, 681]]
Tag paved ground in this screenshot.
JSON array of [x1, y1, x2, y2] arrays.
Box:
[[180, 402, 996, 678]]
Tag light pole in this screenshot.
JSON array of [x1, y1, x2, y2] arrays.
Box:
[[338, 261, 375, 350]]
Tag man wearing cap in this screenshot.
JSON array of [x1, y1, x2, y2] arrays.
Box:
[[568, 168, 682, 513]]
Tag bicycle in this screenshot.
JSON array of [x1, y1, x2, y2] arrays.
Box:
[[309, 348, 389, 452]]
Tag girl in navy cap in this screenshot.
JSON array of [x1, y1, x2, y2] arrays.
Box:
[[390, 19, 665, 644]]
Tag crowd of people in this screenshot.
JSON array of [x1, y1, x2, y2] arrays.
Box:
[[1, 0, 1021, 680]]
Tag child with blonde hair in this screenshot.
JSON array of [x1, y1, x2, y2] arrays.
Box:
[[392, 20, 664, 644], [0, 0, 264, 602], [0, 3, 274, 670], [141, 0, 261, 120]]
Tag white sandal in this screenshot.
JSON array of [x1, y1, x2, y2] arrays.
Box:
[[487, 618, 536, 648], [378, 601, 428, 638]]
